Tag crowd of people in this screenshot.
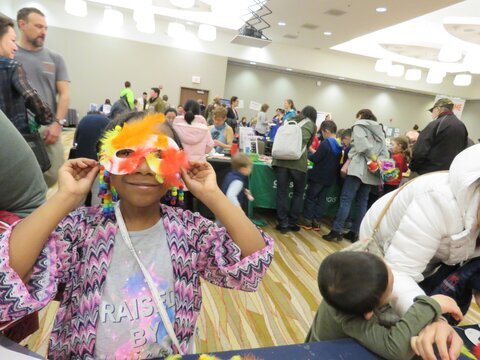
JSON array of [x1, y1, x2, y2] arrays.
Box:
[[1, 6, 480, 360]]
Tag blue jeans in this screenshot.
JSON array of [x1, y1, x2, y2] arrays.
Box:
[[332, 175, 371, 234], [274, 166, 306, 228], [303, 183, 330, 220]]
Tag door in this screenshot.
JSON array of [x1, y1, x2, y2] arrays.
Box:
[[179, 87, 209, 108]]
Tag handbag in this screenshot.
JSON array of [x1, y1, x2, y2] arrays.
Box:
[[340, 158, 350, 178], [22, 132, 51, 172]]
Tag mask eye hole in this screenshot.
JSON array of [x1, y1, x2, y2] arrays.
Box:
[[116, 149, 134, 158], [151, 149, 162, 158]]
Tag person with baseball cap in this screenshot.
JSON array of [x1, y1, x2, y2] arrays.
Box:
[[410, 98, 468, 175]]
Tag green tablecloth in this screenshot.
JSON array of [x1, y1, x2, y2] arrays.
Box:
[[248, 161, 341, 217]]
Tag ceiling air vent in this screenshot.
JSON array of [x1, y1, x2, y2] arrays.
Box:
[[324, 8, 347, 16], [284, 34, 298, 39]]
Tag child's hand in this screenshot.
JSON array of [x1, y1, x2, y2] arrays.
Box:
[[244, 189, 254, 202], [213, 140, 222, 147], [181, 162, 218, 202], [58, 158, 99, 199], [431, 295, 463, 322]]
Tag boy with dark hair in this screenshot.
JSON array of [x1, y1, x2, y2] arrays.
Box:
[[298, 120, 342, 230], [221, 153, 253, 208], [120, 80, 134, 110], [306, 251, 463, 360]]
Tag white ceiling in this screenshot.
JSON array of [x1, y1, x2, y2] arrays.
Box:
[[5, 0, 480, 98]]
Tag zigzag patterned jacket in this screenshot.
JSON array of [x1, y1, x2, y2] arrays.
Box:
[[0, 204, 274, 359]]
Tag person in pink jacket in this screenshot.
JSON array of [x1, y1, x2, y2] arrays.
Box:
[[173, 100, 214, 162]]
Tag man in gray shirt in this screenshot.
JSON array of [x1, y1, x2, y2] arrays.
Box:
[[15, 7, 70, 187]]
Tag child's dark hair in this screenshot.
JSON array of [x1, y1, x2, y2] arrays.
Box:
[[341, 128, 352, 139], [320, 120, 337, 134], [301, 105, 317, 123], [231, 153, 252, 171], [318, 252, 388, 316], [184, 99, 201, 124], [391, 136, 411, 163]]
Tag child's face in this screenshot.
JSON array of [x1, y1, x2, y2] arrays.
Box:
[[239, 165, 253, 177], [342, 136, 352, 147], [391, 141, 402, 154], [379, 263, 394, 307], [110, 157, 169, 209]]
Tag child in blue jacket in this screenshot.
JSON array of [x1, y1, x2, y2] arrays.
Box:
[[298, 120, 342, 230]]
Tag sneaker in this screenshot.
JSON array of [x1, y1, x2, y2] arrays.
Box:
[[311, 219, 322, 231], [343, 231, 359, 242], [275, 224, 290, 234], [297, 217, 313, 230], [322, 230, 343, 242], [289, 224, 301, 232]]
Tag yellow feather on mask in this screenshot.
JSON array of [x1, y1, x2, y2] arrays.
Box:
[[100, 114, 168, 161]]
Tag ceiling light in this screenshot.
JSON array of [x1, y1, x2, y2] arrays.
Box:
[[286, 68, 292, 71], [376, 7, 387, 13], [438, 44, 463, 62], [136, 15, 155, 34], [387, 64, 404, 77], [323, 31, 332, 36], [186, 21, 194, 25], [167, 22, 186, 38], [389, 86, 396, 89], [170, 0, 195, 9], [338, 77, 345, 80], [453, 73, 472, 86], [463, 50, 480, 74], [278, 21, 286, 26], [374, 58, 391, 72], [426, 68, 445, 84], [405, 68, 422, 81], [198, 24, 216, 41], [65, 0, 87, 17], [103, 7, 124, 28], [250, 61, 256, 65]]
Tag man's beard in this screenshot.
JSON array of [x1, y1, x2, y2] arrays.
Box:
[[30, 36, 44, 48]]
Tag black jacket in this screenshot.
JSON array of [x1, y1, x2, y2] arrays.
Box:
[[410, 111, 468, 175]]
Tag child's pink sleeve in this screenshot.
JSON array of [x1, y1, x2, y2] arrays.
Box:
[[0, 209, 85, 325], [185, 210, 274, 292]]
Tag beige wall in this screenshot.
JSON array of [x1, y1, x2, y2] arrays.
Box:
[[225, 63, 479, 141], [462, 101, 480, 142], [43, 27, 228, 116]]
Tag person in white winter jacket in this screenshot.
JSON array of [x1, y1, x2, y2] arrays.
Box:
[[360, 144, 480, 360]]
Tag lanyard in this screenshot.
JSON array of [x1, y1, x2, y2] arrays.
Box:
[[114, 202, 183, 355]]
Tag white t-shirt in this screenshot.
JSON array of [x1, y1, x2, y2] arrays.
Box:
[[95, 219, 175, 359]]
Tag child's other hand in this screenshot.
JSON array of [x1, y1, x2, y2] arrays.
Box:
[[58, 158, 99, 199], [181, 162, 218, 202], [431, 295, 463, 322], [213, 139, 222, 147], [244, 189, 254, 202]]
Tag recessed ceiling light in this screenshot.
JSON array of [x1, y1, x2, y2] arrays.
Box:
[[338, 77, 345, 80], [376, 7, 387, 13], [286, 68, 292, 71], [186, 21, 194, 25], [250, 61, 256, 65], [323, 31, 332, 36], [278, 21, 286, 26], [389, 86, 396, 89]]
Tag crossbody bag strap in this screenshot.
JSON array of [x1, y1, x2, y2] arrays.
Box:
[[370, 170, 448, 242], [114, 203, 183, 355]]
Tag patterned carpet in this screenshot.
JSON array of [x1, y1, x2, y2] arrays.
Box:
[[21, 130, 480, 357]]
